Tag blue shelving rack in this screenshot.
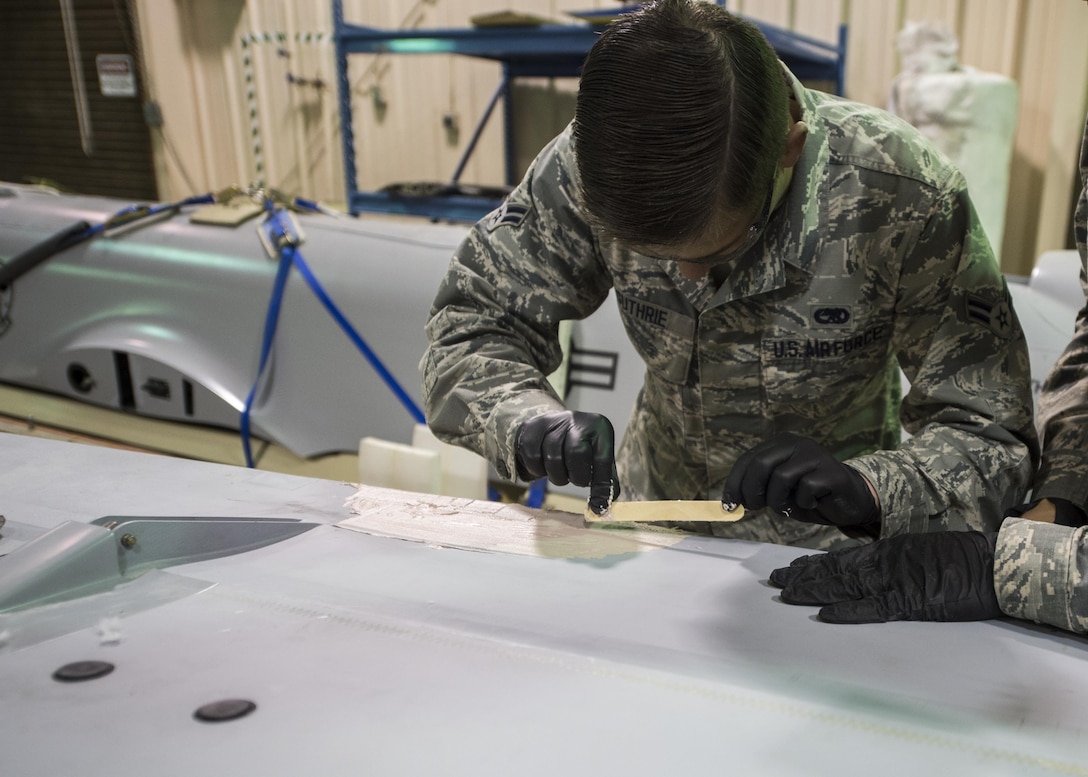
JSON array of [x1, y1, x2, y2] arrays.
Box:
[[332, 0, 847, 223]]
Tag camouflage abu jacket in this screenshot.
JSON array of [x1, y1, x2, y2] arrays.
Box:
[[1031, 109, 1088, 513], [421, 67, 1037, 550], [996, 518, 1088, 633], [994, 111, 1088, 633]]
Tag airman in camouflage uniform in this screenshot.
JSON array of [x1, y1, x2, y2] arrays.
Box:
[[769, 109, 1088, 626], [994, 109, 1088, 632], [421, 2, 1037, 551]]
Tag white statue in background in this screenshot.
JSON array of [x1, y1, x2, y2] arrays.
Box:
[[888, 21, 1019, 261]]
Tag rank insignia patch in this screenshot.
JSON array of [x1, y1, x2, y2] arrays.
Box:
[[965, 293, 1014, 339], [486, 202, 530, 231]]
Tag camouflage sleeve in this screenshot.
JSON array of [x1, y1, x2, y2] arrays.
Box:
[[420, 129, 614, 481], [995, 516, 1088, 633], [847, 173, 1037, 537], [1032, 111, 1088, 513]]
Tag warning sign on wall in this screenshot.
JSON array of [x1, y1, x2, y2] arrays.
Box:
[[96, 54, 137, 97]]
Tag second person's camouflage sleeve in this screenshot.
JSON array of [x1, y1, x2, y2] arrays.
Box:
[[995, 517, 1088, 633], [1032, 110, 1088, 512]]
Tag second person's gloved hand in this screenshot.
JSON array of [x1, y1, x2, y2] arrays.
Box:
[[769, 530, 1002, 623], [516, 410, 620, 515], [723, 433, 879, 527]]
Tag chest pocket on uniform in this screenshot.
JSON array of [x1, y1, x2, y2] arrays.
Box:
[[615, 292, 695, 384]]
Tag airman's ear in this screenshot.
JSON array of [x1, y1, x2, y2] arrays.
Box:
[[780, 120, 808, 169]]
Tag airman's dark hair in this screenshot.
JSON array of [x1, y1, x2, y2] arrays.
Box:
[[573, 0, 790, 246]]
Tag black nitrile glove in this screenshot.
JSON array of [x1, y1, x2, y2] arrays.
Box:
[[722, 433, 878, 527], [516, 411, 620, 515], [768, 530, 1002, 623]]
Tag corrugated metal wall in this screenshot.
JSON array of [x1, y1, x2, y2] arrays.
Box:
[[0, 0, 157, 199], [132, 0, 1088, 275]]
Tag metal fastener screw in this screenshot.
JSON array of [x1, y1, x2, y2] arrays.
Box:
[[120, 533, 137, 549]]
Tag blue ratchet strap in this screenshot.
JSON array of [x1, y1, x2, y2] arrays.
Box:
[[525, 478, 548, 509], [0, 193, 216, 290], [91, 193, 217, 237], [285, 197, 424, 425], [291, 196, 340, 217], [240, 210, 296, 468], [241, 203, 425, 468], [289, 250, 425, 425]]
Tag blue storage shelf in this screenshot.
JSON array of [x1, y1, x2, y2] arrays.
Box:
[[333, 1, 847, 223]]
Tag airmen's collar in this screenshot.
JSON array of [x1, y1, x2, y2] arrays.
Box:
[[777, 63, 827, 276], [782, 63, 820, 120]]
